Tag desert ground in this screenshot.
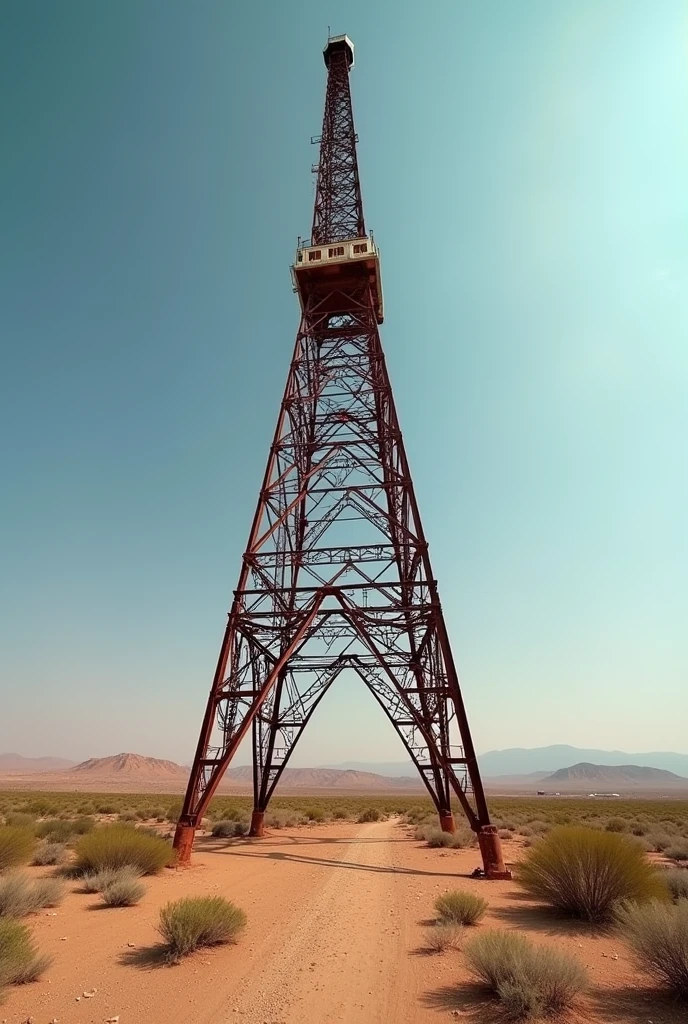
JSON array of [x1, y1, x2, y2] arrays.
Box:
[[2, 811, 687, 1024]]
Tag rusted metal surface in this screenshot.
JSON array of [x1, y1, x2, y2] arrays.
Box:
[[478, 826, 512, 879], [175, 37, 505, 877]]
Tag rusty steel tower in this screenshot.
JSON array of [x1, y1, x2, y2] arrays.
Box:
[[174, 35, 508, 878]]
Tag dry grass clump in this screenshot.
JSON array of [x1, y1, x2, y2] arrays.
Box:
[[435, 890, 487, 926], [358, 807, 381, 823], [665, 869, 688, 903], [0, 872, 64, 917], [35, 817, 94, 843], [158, 896, 246, 961], [647, 832, 674, 852], [73, 825, 174, 875], [211, 819, 249, 838], [666, 843, 688, 863], [0, 827, 34, 870], [32, 842, 68, 866], [465, 930, 587, 1018], [101, 875, 145, 907], [0, 917, 51, 988], [81, 866, 140, 893], [517, 826, 668, 922], [424, 922, 462, 953], [616, 900, 688, 998]]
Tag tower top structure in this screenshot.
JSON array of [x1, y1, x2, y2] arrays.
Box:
[[323, 33, 354, 68]]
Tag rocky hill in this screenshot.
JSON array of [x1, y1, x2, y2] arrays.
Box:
[[70, 753, 190, 780], [541, 762, 688, 788], [226, 766, 423, 791]]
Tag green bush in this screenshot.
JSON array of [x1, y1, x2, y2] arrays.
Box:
[[616, 900, 688, 998], [424, 922, 462, 953], [517, 826, 668, 923], [0, 872, 64, 917], [73, 825, 174, 875], [465, 929, 587, 1018], [0, 917, 51, 987], [666, 843, 688, 863], [305, 807, 325, 822], [101, 876, 145, 907], [435, 890, 487, 926], [3, 813, 36, 830], [358, 807, 381, 823], [166, 801, 183, 824], [158, 896, 246, 961], [0, 827, 34, 870], [35, 817, 94, 843], [32, 842, 67, 866], [665, 869, 688, 902]]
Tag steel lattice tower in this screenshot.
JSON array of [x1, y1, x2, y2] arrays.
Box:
[[174, 35, 509, 878]]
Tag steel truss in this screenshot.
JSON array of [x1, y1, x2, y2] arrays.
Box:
[[174, 38, 508, 878]]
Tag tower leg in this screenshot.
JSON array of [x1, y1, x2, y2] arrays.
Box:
[[173, 823, 196, 865], [249, 810, 265, 837], [477, 825, 511, 879], [439, 811, 456, 833]]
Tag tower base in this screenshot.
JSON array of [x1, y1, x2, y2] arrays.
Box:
[[439, 812, 456, 833], [478, 825, 512, 879], [249, 810, 265, 837], [173, 823, 195, 865]]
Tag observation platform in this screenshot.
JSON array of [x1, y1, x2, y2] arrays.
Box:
[[291, 236, 384, 324]]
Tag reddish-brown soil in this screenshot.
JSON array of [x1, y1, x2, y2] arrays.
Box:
[[3, 819, 682, 1024]]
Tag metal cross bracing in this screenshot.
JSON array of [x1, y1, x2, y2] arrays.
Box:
[[174, 34, 509, 878]]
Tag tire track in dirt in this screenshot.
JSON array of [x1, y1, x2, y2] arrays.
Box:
[[211, 818, 406, 1024]]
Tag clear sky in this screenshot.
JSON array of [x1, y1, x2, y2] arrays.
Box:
[[1, 1, 686, 766]]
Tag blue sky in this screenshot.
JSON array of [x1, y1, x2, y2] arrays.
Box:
[[1, 1, 686, 766]]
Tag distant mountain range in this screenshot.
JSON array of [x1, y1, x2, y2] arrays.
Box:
[[325, 745, 688, 779], [0, 753, 76, 773]]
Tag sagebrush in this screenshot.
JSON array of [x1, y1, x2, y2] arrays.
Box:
[[0, 917, 51, 987], [517, 826, 667, 922], [101, 875, 145, 907], [0, 872, 64, 917], [73, 825, 174, 874], [616, 900, 688, 998], [158, 896, 246, 960], [435, 890, 487, 926], [465, 929, 587, 1018], [0, 827, 34, 871], [424, 922, 462, 953]]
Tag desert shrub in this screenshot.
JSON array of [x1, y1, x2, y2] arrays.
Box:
[[158, 896, 246, 961], [648, 832, 674, 852], [0, 872, 64, 917], [616, 900, 688, 998], [435, 890, 487, 926], [32, 842, 67, 866], [498, 829, 513, 840], [101, 875, 145, 907], [605, 817, 630, 833], [96, 802, 118, 815], [73, 825, 174, 875], [211, 820, 247, 839], [0, 827, 34, 870], [465, 929, 587, 1018], [3, 813, 36, 830], [517, 826, 668, 922], [424, 829, 463, 849], [358, 807, 381, 823], [425, 922, 462, 953], [35, 817, 94, 843], [665, 869, 688, 902], [81, 866, 140, 893], [305, 807, 325, 822], [666, 843, 688, 863], [165, 801, 183, 824], [333, 808, 348, 820], [119, 811, 137, 823], [0, 918, 51, 987]]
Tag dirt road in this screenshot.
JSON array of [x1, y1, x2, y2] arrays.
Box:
[[5, 818, 683, 1024]]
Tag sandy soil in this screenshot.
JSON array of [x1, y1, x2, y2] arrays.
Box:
[[3, 819, 683, 1024]]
